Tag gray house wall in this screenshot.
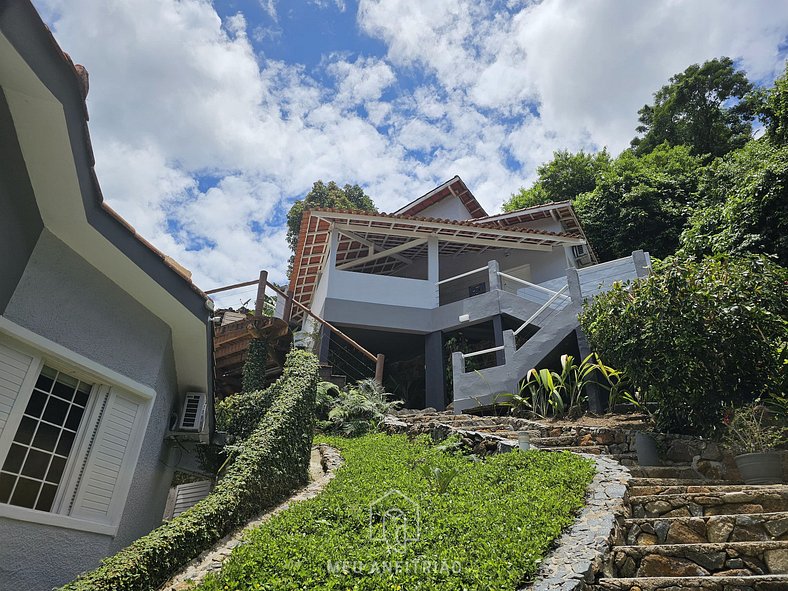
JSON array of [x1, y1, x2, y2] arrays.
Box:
[[0, 230, 179, 590], [0, 89, 43, 314]]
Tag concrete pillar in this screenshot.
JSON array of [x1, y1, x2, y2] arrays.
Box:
[[566, 267, 583, 313], [428, 235, 440, 306], [425, 331, 445, 410], [492, 315, 506, 366], [487, 259, 501, 291], [632, 250, 649, 278], [318, 325, 331, 364]]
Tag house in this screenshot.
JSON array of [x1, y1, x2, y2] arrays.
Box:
[[284, 176, 649, 412], [0, 2, 213, 588]]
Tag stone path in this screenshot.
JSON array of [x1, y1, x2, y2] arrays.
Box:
[[160, 444, 343, 590]]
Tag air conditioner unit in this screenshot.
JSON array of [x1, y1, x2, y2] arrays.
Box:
[[178, 392, 207, 432], [572, 244, 588, 258]]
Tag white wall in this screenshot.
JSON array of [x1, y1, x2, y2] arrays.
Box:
[[418, 197, 473, 221], [328, 269, 438, 308]]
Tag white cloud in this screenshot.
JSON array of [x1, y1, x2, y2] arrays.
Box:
[[32, 0, 788, 293]]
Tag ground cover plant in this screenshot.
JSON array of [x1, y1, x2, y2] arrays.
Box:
[[195, 433, 595, 591]]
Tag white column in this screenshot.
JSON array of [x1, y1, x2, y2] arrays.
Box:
[[428, 235, 439, 306]]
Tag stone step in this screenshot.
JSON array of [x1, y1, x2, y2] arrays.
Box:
[[630, 484, 788, 497], [621, 512, 788, 545], [606, 541, 788, 578], [535, 445, 606, 455], [628, 466, 703, 479], [596, 574, 788, 591], [529, 435, 579, 447], [629, 488, 788, 518], [628, 477, 734, 487]]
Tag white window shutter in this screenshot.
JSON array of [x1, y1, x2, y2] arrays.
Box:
[[70, 388, 147, 525], [0, 341, 36, 437]]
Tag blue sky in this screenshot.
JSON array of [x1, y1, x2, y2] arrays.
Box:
[[34, 0, 788, 306]]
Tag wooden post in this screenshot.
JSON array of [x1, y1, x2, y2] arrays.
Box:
[[374, 354, 385, 385], [254, 270, 268, 316], [283, 289, 294, 323]]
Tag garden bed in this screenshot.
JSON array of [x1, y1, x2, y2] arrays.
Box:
[[194, 433, 595, 591]]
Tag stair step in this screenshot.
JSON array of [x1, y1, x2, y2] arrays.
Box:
[[530, 435, 579, 447], [630, 484, 788, 497], [622, 512, 788, 545], [535, 445, 606, 454], [596, 574, 788, 590], [608, 541, 788, 577], [629, 488, 788, 518], [629, 478, 734, 487], [628, 466, 703, 479]]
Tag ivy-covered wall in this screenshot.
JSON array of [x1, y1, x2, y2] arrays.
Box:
[[59, 350, 318, 591]]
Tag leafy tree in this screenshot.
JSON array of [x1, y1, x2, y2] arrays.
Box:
[[760, 60, 788, 144], [680, 138, 788, 266], [286, 180, 376, 271], [580, 255, 788, 436], [503, 149, 610, 211], [574, 144, 703, 261], [631, 57, 756, 158]]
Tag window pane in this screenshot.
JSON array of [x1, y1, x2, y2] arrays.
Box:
[[73, 390, 89, 407], [21, 449, 50, 480], [0, 472, 15, 503], [55, 431, 76, 457], [45, 456, 66, 484], [34, 373, 54, 393], [10, 477, 39, 509], [35, 483, 57, 512], [24, 390, 47, 418], [32, 423, 59, 452], [65, 405, 85, 432], [13, 417, 37, 445], [51, 381, 75, 403], [2, 444, 26, 474], [42, 396, 69, 425]]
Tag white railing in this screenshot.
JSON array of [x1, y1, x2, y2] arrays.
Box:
[[461, 344, 504, 359], [436, 265, 488, 286], [497, 272, 572, 300], [513, 285, 570, 336]]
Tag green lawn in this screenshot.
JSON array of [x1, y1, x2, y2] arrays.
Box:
[[195, 434, 595, 591]]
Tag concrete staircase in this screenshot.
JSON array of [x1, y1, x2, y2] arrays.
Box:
[[388, 410, 788, 590]]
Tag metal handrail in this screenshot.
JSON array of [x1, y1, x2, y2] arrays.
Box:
[[462, 344, 504, 359], [513, 285, 570, 336], [436, 266, 488, 286], [497, 272, 571, 299]]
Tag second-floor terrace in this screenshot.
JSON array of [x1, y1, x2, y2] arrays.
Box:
[[284, 207, 594, 334]]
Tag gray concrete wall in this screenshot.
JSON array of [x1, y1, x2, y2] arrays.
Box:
[[0, 89, 43, 314], [0, 231, 178, 590]]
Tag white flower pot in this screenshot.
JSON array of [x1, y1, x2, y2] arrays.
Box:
[[735, 452, 784, 485]]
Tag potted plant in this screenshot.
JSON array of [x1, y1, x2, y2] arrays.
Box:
[[723, 403, 786, 484]]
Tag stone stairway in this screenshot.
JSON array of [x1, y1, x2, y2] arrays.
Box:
[[387, 410, 788, 590], [596, 477, 788, 590]]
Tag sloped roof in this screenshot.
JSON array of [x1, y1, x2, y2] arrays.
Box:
[[288, 207, 585, 319], [394, 176, 487, 219]]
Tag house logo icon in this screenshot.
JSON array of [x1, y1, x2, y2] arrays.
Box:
[[369, 489, 420, 550]]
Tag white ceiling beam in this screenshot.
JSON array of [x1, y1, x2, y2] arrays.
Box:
[[337, 238, 428, 270], [336, 227, 412, 265]]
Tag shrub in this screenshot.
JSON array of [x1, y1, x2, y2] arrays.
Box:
[[216, 383, 280, 443], [196, 434, 595, 591], [241, 336, 269, 394], [59, 350, 319, 591], [580, 255, 788, 435], [321, 378, 403, 436], [722, 403, 787, 455]]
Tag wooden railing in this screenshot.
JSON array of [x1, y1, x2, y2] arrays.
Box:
[[206, 272, 384, 384]]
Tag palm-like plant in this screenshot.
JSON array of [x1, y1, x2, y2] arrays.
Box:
[[324, 379, 403, 436]]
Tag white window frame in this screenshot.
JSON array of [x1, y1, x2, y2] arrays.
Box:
[[0, 317, 154, 536]]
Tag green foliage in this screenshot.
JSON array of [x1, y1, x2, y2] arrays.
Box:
[[196, 434, 595, 591], [416, 461, 461, 494], [760, 60, 788, 144], [241, 337, 270, 394], [320, 379, 402, 436], [502, 354, 622, 418], [216, 385, 279, 444], [631, 57, 756, 157], [286, 180, 376, 270], [59, 351, 319, 591], [579, 255, 788, 436], [503, 149, 611, 211], [574, 143, 703, 260], [722, 403, 787, 455], [680, 138, 788, 266]]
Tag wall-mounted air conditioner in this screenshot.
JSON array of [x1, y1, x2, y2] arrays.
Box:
[[178, 392, 207, 432], [572, 244, 588, 258]]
